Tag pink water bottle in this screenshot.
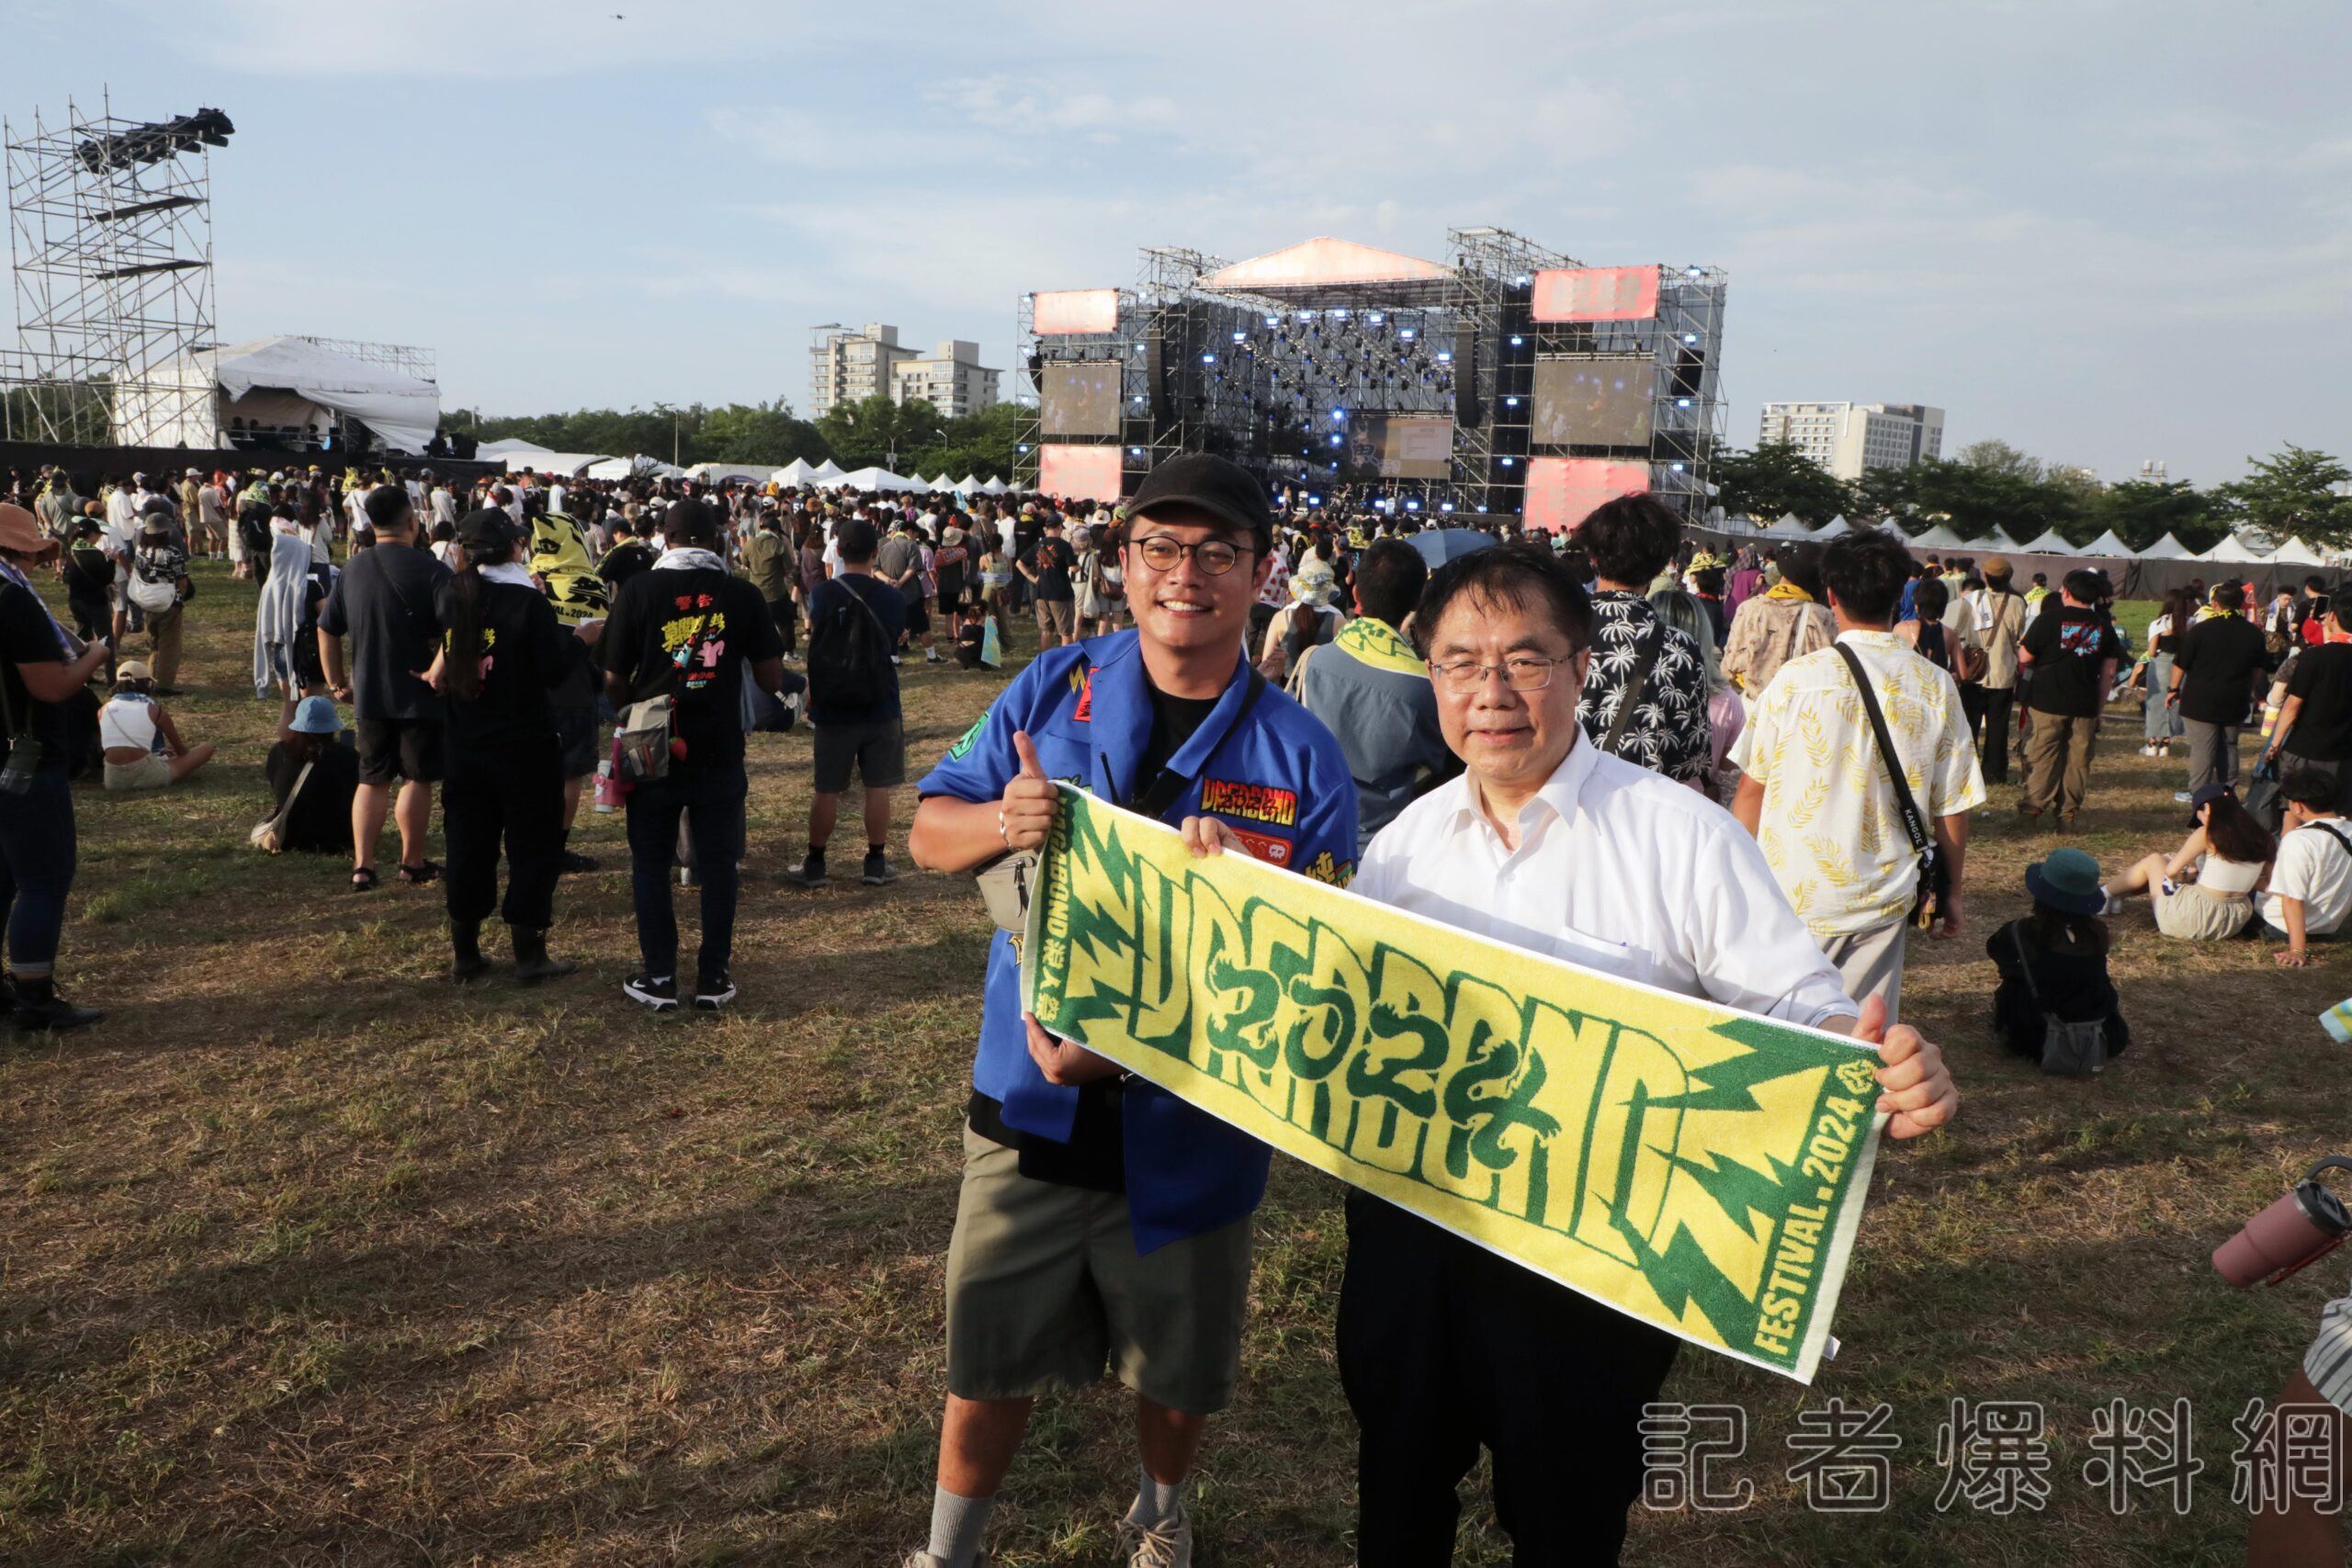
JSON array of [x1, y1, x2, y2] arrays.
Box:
[[2213, 1156, 2352, 1287]]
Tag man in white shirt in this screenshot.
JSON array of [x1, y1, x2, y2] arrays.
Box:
[[1731, 528, 1984, 1021], [2264, 770, 2352, 964], [547, 479, 567, 516], [428, 474, 458, 529], [1332, 541, 1955, 1566]]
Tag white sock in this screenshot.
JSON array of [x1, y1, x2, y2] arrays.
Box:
[[927, 1486, 993, 1567]]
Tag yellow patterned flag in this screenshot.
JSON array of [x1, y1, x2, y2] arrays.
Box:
[[1022, 786, 1889, 1382]]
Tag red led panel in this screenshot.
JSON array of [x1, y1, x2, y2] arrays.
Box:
[[1032, 288, 1121, 334], [1038, 444, 1123, 503], [1529, 265, 1661, 322], [1523, 457, 1651, 534]]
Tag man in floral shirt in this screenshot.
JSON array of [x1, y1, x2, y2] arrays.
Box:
[[1571, 493, 1713, 787]]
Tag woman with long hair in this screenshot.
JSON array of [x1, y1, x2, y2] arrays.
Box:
[[2140, 585, 2196, 756], [1651, 586, 1744, 804], [2099, 783, 2276, 941], [426, 509, 582, 985]]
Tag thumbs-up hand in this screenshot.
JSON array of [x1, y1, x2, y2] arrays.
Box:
[[999, 729, 1059, 852]]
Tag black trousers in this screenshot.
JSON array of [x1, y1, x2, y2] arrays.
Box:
[[442, 735, 564, 931], [1338, 1191, 1680, 1568], [1977, 685, 2016, 784]]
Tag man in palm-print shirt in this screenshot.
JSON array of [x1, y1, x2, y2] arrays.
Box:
[[1571, 493, 1712, 786]]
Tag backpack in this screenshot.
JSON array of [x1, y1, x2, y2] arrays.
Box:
[[808, 579, 895, 710], [2008, 925, 2109, 1077]]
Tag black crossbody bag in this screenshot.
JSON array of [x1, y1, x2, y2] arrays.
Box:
[[1835, 643, 1949, 931]]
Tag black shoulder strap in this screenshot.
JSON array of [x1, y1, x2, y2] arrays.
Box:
[[1134, 667, 1269, 820], [1600, 623, 1665, 757], [2307, 820, 2352, 863], [1833, 642, 1932, 856], [2008, 923, 2041, 1005]]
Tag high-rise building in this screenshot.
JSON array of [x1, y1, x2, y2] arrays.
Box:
[[1757, 401, 1945, 480], [809, 323, 917, 418], [890, 339, 1001, 419]]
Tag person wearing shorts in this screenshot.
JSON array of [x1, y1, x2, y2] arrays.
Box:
[[901, 454, 1359, 1568], [1021, 514, 1080, 650], [786, 519, 907, 890]]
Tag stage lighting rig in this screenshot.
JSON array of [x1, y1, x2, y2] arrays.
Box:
[[74, 107, 233, 174]]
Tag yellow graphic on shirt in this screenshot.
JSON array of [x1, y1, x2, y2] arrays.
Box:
[[1023, 786, 1887, 1382]]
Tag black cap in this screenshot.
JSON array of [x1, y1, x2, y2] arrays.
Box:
[[835, 517, 879, 560], [1128, 453, 1272, 550], [458, 507, 519, 552]]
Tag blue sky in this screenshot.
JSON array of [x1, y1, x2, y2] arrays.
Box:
[[6, 0, 2346, 484]]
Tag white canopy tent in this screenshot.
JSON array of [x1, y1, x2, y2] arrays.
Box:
[[1905, 523, 1967, 549], [2266, 536, 2327, 565], [1975, 528, 2023, 552], [126, 334, 443, 454], [687, 462, 775, 483], [770, 458, 823, 487], [584, 455, 687, 481], [837, 466, 922, 491], [1758, 513, 1815, 539], [2138, 533, 2198, 559], [978, 476, 1012, 495], [2077, 530, 2132, 556], [954, 474, 985, 494], [1811, 515, 1853, 538], [2200, 533, 2272, 563], [506, 450, 610, 477], [477, 438, 551, 459], [2018, 528, 2075, 554], [808, 458, 847, 481]]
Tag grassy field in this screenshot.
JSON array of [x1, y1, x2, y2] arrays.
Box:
[[3, 558, 2346, 1566]]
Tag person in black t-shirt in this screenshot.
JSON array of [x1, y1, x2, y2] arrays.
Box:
[[1020, 516, 1080, 649], [786, 519, 907, 890], [600, 499, 786, 1012], [426, 510, 583, 985], [264, 694, 361, 856], [2267, 592, 2352, 814], [0, 502, 110, 1032], [597, 520, 658, 592], [2017, 569, 2124, 825], [318, 484, 451, 891], [2166, 581, 2272, 796]]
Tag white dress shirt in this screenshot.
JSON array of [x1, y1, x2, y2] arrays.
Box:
[[1356, 735, 1860, 1029]]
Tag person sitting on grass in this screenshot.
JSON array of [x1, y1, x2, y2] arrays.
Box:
[[97, 660, 213, 791], [2262, 769, 2352, 967], [261, 694, 360, 856], [2099, 783, 2275, 942], [1987, 848, 2130, 1060]]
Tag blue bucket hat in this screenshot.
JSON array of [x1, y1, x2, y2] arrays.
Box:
[[289, 695, 343, 736], [2025, 847, 2107, 917]]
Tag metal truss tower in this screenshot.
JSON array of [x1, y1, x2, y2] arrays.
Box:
[[4, 92, 229, 446]]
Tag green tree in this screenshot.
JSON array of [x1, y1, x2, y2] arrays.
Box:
[[691, 399, 831, 467], [903, 400, 1032, 484], [2094, 479, 2228, 553], [1847, 463, 1918, 526], [2216, 444, 2352, 547], [815, 392, 945, 472], [1909, 458, 2093, 544], [1710, 440, 1851, 524], [1956, 438, 2043, 483]]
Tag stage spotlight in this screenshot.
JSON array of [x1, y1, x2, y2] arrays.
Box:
[[1407, 500, 1421, 512], [1201, 353, 1216, 365], [1131, 446, 1144, 456], [1017, 443, 1032, 454], [1330, 409, 1344, 420], [1329, 435, 1343, 446], [1297, 311, 1315, 321], [1133, 394, 1146, 403], [1670, 461, 1686, 471], [1367, 312, 1384, 324], [1265, 315, 1280, 327], [1134, 343, 1147, 354], [1331, 309, 1349, 320], [1398, 328, 1415, 340], [1504, 396, 1519, 407], [1440, 502, 1453, 513], [1687, 266, 1703, 276], [1513, 274, 1530, 286], [1677, 397, 1691, 407], [1231, 331, 1246, 343], [1499, 457, 1515, 467], [1682, 333, 1699, 344], [1509, 334, 1523, 346], [1435, 351, 1452, 363]]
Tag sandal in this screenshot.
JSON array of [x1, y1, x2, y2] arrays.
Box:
[[398, 861, 441, 886], [351, 868, 379, 892]]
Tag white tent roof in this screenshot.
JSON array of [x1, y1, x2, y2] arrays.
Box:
[[770, 458, 821, 487], [477, 438, 550, 458], [835, 466, 921, 491], [955, 473, 985, 494], [808, 458, 846, 480], [583, 454, 687, 481], [2078, 529, 2132, 556], [1811, 515, 1853, 538], [687, 462, 775, 483], [1975, 528, 2023, 551], [978, 476, 1012, 495], [1905, 524, 1966, 548], [1758, 513, 1813, 539], [2019, 529, 2075, 554], [506, 451, 609, 477], [130, 334, 442, 454], [2267, 536, 2327, 565], [2201, 532, 2271, 563], [2138, 532, 2197, 559]]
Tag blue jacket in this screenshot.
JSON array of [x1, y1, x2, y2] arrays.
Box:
[[918, 629, 1359, 1252]]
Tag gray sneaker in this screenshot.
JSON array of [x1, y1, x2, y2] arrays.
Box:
[[1116, 1498, 1192, 1568]]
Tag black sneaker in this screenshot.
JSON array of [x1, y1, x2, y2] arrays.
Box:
[[783, 855, 830, 888], [861, 852, 899, 886], [558, 850, 600, 874], [623, 973, 678, 1011], [13, 991, 103, 1033], [694, 973, 737, 1011]]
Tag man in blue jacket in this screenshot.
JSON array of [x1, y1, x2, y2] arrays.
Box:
[[906, 453, 1356, 1568]]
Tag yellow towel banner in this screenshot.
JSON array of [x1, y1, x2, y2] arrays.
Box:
[[1021, 785, 1888, 1382]]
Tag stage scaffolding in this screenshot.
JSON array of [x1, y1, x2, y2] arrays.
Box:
[[3, 93, 224, 446]]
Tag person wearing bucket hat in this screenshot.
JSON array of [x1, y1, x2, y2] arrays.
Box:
[[97, 659, 213, 791], [1257, 557, 1345, 682], [0, 501, 109, 1032], [258, 694, 362, 857], [1986, 847, 2130, 1060]]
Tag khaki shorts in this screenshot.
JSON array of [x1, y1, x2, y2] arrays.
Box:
[[944, 1125, 1251, 1415], [1035, 599, 1077, 640], [103, 752, 173, 791]]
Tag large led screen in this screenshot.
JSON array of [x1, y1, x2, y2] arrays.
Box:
[[1033, 288, 1121, 334], [1523, 457, 1650, 534], [1041, 362, 1123, 438], [1342, 414, 1454, 479], [1038, 444, 1123, 504], [1532, 356, 1654, 448], [1530, 265, 1661, 322]]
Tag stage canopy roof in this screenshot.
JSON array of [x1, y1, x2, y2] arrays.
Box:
[[130, 335, 442, 455], [1201, 237, 1454, 306]]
